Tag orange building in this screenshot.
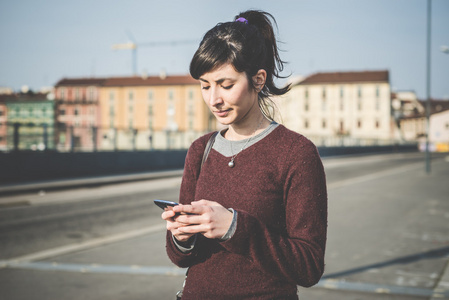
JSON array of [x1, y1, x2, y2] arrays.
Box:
[[54, 75, 215, 150], [98, 75, 215, 150]]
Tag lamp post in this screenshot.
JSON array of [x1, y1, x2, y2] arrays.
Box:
[[425, 0, 431, 174]]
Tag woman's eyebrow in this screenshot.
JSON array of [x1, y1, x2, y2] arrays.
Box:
[[199, 77, 234, 84]]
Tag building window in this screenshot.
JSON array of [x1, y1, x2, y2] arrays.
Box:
[[375, 85, 380, 98], [148, 90, 153, 100], [304, 99, 309, 112], [322, 120, 326, 129], [88, 87, 95, 101], [304, 88, 309, 100], [304, 119, 309, 129], [357, 120, 362, 128], [189, 90, 194, 100], [168, 90, 174, 100], [128, 91, 134, 101], [375, 120, 380, 129], [109, 91, 115, 101], [74, 107, 79, 116], [340, 86, 344, 98], [357, 86, 362, 98], [129, 99, 134, 113], [357, 98, 362, 111], [75, 88, 80, 100], [340, 98, 344, 111], [60, 88, 66, 100], [322, 98, 327, 111], [322, 87, 326, 99], [59, 109, 65, 115]]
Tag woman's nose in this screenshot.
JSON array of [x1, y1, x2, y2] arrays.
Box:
[[209, 87, 223, 106]]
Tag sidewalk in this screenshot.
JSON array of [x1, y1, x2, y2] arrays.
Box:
[[1, 153, 448, 299], [0, 169, 184, 196]]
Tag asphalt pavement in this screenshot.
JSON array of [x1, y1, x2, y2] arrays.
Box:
[[1, 152, 448, 299]]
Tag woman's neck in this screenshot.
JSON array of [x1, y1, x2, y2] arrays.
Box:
[[225, 112, 271, 141]]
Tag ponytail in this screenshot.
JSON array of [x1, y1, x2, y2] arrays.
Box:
[[190, 10, 290, 121]]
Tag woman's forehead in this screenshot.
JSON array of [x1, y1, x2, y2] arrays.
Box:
[[200, 64, 244, 81]]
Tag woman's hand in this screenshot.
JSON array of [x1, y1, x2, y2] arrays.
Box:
[[171, 200, 233, 239], [161, 209, 196, 243]]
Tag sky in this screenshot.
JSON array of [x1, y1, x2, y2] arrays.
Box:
[[0, 0, 448, 100]]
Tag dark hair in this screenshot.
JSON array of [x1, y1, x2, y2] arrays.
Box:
[[190, 10, 290, 121]]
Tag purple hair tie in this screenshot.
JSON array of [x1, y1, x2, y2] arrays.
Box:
[[235, 17, 249, 24]]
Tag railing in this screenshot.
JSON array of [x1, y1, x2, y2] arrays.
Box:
[[0, 123, 210, 152], [307, 135, 417, 147], [0, 122, 418, 152]]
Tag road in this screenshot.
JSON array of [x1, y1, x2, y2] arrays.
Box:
[[0, 152, 448, 300]]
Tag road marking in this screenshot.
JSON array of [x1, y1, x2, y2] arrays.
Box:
[[315, 279, 449, 298], [328, 162, 423, 190], [3, 259, 449, 298], [5, 261, 186, 276], [0, 223, 165, 265]]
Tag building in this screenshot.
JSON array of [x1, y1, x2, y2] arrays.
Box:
[[399, 99, 449, 152], [53, 74, 215, 151], [98, 75, 214, 150], [0, 97, 7, 151], [4, 92, 55, 151], [277, 70, 392, 146], [54, 78, 106, 151]]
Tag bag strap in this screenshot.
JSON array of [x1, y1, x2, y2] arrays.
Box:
[[177, 131, 218, 299], [201, 131, 218, 169]]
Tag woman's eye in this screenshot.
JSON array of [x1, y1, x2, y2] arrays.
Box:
[[222, 84, 234, 90], [202, 86, 210, 90]]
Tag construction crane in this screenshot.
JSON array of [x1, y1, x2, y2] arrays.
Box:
[[112, 30, 198, 75]]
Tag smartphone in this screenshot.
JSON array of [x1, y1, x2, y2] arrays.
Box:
[[154, 199, 179, 210]]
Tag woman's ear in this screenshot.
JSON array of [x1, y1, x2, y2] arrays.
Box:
[[252, 69, 267, 91]]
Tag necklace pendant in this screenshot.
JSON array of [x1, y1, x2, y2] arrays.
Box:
[[228, 160, 235, 168]]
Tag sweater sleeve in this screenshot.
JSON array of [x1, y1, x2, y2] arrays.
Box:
[[165, 134, 210, 268], [219, 138, 328, 287]]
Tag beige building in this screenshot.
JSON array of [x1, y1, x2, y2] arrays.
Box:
[[399, 99, 449, 152], [99, 75, 215, 150], [277, 70, 393, 146]]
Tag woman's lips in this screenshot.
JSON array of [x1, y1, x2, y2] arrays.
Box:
[[214, 109, 231, 117]]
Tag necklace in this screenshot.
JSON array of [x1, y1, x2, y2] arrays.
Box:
[[228, 117, 264, 168]]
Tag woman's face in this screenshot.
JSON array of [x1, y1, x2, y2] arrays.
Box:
[[199, 64, 262, 127]]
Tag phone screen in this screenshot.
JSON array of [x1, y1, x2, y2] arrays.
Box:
[[154, 199, 179, 210]]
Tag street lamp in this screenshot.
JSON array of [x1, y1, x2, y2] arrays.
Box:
[[425, 0, 431, 174]]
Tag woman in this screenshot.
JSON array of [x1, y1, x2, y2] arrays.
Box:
[[162, 10, 327, 300]]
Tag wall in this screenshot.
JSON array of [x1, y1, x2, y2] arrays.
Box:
[[0, 150, 187, 184], [0, 144, 418, 184]]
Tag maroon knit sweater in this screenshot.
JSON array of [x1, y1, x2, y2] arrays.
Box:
[[166, 125, 327, 300]]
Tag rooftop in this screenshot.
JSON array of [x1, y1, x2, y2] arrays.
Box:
[[55, 75, 198, 87], [297, 70, 389, 85]]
